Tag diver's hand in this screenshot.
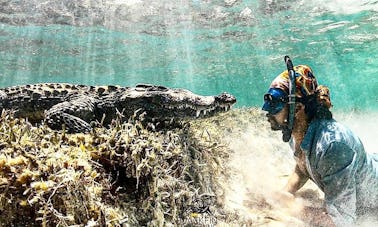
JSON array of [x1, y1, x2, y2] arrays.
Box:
[[271, 190, 295, 206], [270, 190, 336, 227], [269, 190, 304, 213]]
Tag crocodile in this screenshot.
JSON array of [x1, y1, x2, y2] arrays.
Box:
[[0, 83, 236, 132]]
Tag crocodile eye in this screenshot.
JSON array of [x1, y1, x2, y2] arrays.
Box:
[[97, 87, 105, 94]]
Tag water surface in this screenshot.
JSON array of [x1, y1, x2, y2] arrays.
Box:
[[0, 0, 377, 111]]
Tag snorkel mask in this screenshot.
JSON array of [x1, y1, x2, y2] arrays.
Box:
[[262, 88, 288, 115]]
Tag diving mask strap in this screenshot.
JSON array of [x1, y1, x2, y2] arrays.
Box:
[[283, 56, 296, 142]]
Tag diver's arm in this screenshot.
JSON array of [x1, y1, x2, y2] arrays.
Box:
[[284, 164, 309, 194], [271, 167, 307, 208], [283, 165, 336, 226]]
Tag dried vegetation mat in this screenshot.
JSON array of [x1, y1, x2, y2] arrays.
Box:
[[0, 108, 260, 226]]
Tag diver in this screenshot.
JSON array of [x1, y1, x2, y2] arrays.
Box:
[[262, 56, 378, 226]]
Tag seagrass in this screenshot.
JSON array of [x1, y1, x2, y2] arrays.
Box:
[[0, 109, 257, 226]]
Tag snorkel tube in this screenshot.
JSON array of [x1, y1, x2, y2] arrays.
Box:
[[282, 56, 296, 142]]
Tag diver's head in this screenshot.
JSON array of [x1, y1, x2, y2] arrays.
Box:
[[262, 64, 332, 141]]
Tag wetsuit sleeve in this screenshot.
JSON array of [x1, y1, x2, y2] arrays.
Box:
[[316, 141, 357, 226]]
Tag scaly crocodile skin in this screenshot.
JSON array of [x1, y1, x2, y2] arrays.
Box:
[[0, 83, 236, 132]]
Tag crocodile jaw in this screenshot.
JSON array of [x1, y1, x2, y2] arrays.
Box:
[[120, 88, 236, 119]]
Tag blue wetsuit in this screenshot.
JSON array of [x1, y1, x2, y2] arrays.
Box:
[[300, 119, 378, 226]]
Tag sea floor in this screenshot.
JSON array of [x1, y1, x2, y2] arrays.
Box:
[[0, 108, 377, 226]]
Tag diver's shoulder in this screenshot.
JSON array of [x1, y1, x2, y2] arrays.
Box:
[[315, 119, 361, 146], [314, 118, 347, 131]]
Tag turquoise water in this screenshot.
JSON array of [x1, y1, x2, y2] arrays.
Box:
[[0, 0, 377, 111]]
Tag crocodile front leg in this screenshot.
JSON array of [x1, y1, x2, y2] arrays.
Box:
[[45, 96, 97, 133]]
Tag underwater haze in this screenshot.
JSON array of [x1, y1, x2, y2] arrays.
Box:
[[0, 0, 377, 111]]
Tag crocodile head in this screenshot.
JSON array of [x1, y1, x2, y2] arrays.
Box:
[[112, 84, 236, 120]]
